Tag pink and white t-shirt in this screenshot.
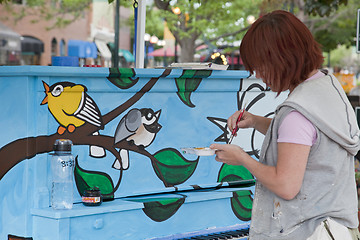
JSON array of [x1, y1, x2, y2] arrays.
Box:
[[277, 71, 325, 146]]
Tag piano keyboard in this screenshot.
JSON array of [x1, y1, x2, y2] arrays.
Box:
[[149, 225, 249, 240], [176, 228, 249, 240]]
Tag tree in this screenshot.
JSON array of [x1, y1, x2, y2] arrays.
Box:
[[265, 0, 357, 66], [137, 0, 352, 63], [261, 0, 348, 19], [151, 0, 263, 63], [307, 0, 358, 53], [304, 0, 348, 17]]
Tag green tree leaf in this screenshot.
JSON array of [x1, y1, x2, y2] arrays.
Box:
[[175, 70, 211, 107], [218, 164, 255, 184], [107, 68, 139, 89], [153, 148, 199, 187], [74, 156, 115, 200], [128, 197, 186, 222], [230, 190, 253, 221], [217, 164, 254, 220]]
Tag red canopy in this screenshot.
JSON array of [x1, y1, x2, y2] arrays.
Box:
[[148, 46, 180, 57]]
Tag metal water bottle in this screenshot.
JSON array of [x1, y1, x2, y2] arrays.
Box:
[[51, 139, 74, 210]]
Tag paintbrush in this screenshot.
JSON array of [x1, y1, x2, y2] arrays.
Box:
[[228, 102, 247, 144]]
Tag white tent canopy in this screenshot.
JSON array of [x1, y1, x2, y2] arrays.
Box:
[[0, 21, 21, 52], [95, 39, 112, 60]]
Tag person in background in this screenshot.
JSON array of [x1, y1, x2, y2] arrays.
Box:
[[210, 10, 360, 240]]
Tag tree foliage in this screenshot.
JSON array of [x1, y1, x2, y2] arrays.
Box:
[[304, 0, 348, 16], [149, 0, 263, 62], [139, 0, 355, 62], [310, 0, 357, 53], [1, 0, 93, 30], [261, 0, 357, 53]]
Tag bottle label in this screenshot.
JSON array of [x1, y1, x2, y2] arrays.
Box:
[[82, 196, 101, 203], [61, 160, 74, 168]]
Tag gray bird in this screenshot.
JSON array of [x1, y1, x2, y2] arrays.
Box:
[[113, 108, 162, 170]]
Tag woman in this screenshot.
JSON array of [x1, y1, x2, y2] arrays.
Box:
[[210, 10, 360, 240]]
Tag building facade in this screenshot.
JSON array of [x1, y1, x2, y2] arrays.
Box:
[[0, 0, 132, 66]]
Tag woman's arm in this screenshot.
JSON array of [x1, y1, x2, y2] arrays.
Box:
[[210, 142, 310, 200]]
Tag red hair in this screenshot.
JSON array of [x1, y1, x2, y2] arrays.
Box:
[[240, 10, 324, 94]]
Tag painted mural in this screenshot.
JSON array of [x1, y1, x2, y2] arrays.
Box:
[[0, 67, 286, 239]]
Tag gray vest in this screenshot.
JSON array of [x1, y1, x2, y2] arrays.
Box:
[[249, 73, 359, 240]]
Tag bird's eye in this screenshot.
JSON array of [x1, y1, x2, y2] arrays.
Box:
[[142, 110, 156, 125], [51, 85, 63, 97], [146, 112, 153, 121]]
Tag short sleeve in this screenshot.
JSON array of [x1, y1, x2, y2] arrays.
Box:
[[277, 111, 317, 146]]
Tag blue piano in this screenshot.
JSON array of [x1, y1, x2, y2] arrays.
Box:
[[0, 66, 286, 240]]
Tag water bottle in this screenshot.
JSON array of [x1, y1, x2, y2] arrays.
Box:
[[51, 139, 74, 210]]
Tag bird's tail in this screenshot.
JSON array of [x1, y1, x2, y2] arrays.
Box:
[[112, 149, 129, 170], [89, 131, 106, 158]]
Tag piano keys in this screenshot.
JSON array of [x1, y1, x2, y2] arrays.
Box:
[[177, 228, 249, 239], [149, 224, 249, 240]]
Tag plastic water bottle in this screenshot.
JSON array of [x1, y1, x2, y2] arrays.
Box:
[[51, 139, 74, 210]]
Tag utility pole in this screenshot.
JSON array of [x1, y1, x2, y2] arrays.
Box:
[[357, 9, 360, 53], [114, 0, 120, 68]]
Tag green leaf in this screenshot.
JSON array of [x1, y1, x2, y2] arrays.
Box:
[[218, 164, 254, 221], [175, 70, 211, 108], [230, 190, 253, 221], [218, 164, 254, 184], [128, 197, 185, 222], [152, 148, 199, 187], [74, 156, 115, 200], [107, 68, 139, 89]]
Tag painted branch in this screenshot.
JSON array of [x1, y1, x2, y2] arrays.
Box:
[[0, 71, 170, 181]]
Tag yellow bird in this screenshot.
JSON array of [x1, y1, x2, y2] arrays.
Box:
[[41, 81, 105, 157]]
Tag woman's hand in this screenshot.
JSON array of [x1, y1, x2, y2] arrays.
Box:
[[210, 143, 247, 165], [227, 110, 255, 135], [228, 110, 272, 136]]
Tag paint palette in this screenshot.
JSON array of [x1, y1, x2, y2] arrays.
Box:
[[181, 147, 216, 156]]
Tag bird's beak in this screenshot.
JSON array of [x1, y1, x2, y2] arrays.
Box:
[[40, 81, 49, 105]]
